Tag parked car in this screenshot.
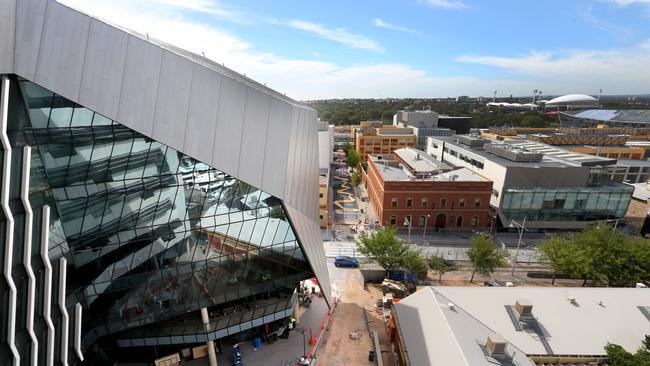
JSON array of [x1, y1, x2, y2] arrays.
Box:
[[334, 256, 359, 267]]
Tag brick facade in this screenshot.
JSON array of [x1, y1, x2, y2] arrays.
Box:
[[364, 157, 494, 231]]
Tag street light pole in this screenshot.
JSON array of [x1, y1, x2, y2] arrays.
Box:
[[422, 214, 431, 240], [510, 217, 526, 276], [404, 218, 412, 243]]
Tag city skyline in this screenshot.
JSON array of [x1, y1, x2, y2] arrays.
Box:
[[60, 0, 650, 99]]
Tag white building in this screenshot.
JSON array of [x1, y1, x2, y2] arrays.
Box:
[[426, 135, 633, 229]]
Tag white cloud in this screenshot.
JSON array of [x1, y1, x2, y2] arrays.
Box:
[[456, 45, 650, 94], [140, 0, 234, 17], [607, 0, 650, 5], [583, 5, 632, 37], [269, 19, 383, 52], [372, 18, 422, 35], [58, 0, 649, 99], [420, 0, 470, 9]]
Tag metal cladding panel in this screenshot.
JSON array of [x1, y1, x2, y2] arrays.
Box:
[[296, 109, 309, 212], [79, 19, 128, 118], [212, 76, 246, 177], [183, 64, 222, 163], [117, 35, 162, 137], [0, 0, 16, 73], [238, 87, 270, 188], [34, 1, 90, 101], [152, 50, 193, 147], [15, 0, 46, 79], [283, 106, 302, 209], [285, 204, 331, 305], [261, 98, 291, 198]]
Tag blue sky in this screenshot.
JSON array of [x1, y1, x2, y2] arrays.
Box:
[[61, 0, 650, 99]]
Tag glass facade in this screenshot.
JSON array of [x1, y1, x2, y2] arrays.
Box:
[[5, 77, 313, 360], [500, 186, 633, 222]]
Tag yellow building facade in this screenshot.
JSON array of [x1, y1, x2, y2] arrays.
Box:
[[354, 125, 417, 161]]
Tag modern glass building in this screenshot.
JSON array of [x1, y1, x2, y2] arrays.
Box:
[[0, 1, 329, 365]]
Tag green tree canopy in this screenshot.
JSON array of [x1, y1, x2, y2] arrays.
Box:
[[428, 255, 456, 283], [350, 170, 362, 188], [346, 148, 361, 169], [605, 335, 650, 366], [467, 234, 508, 282], [356, 227, 424, 272], [539, 226, 650, 287]]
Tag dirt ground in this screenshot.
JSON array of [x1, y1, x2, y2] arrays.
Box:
[[428, 262, 587, 288], [316, 267, 393, 365]]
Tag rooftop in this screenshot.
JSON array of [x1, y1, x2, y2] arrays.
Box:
[[394, 148, 450, 172], [563, 109, 650, 123], [372, 156, 486, 183], [394, 286, 650, 366], [433, 136, 617, 168], [627, 182, 650, 201], [545, 94, 598, 105]]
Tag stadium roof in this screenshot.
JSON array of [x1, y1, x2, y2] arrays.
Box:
[[564, 109, 650, 124], [545, 94, 598, 105]]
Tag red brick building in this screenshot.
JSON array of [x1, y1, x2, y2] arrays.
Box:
[[364, 148, 493, 231]]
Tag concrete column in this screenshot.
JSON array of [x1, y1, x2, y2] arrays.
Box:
[[201, 308, 218, 366]]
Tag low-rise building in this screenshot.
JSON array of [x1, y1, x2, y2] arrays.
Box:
[[390, 286, 650, 366], [318, 121, 334, 172], [354, 125, 417, 161], [364, 148, 493, 231], [427, 135, 633, 230], [394, 110, 471, 148], [608, 159, 650, 183]]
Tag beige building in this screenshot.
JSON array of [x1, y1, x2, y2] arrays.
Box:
[[353, 123, 416, 161]]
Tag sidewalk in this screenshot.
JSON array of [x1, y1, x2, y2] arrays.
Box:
[[208, 297, 329, 366]]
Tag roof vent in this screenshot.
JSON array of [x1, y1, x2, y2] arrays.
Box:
[[448, 302, 455, 311], [515, 299, 535, 322], [567, 295, 577, 303], [486, 334, 507, 359]]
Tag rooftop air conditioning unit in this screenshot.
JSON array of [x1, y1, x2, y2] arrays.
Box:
[[486, 334, 507, 359], [515, 299, 534, 321]]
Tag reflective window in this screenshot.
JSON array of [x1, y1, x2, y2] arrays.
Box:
[[10, 78, 314, 343]]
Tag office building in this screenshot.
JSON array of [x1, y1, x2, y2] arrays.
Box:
[[363, 148, 493, 231], [318, 121, 334, 172], [390, 286, 650, 366], [0, 1, 330, 365], [427, 136, 633, 229], [354, 125, 416, 162], [394, 110, 471, 148]]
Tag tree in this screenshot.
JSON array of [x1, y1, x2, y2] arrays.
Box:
[[467, 234, 508, 282], [350, 170, 362, 196], [428, 255, 455, 283], [538, 236, 588, 285], [346, 148, 361, 170], [605, 335, 650, 366], [402, 250, 428, 273], [538, 226, 650, 287], [356, 227, 422, 272]]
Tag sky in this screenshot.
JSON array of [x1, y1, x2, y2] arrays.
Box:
[[59, 0, 650, 100]]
